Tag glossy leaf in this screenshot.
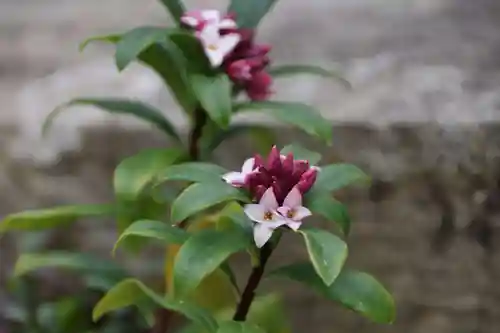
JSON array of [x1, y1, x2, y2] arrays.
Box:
[[115, 27, 171, 71], [79, 34, 121, 52], [173, 228, 249, 298], [190, 74, 232, 128], [217, 321, 265, 333], [14, 252, 127, 290], [280, 144, 321, 165], [137, 40, 198, 113], [93, 278, 218, 332], [304, 189, 351, 236], [159, 0, 186, 24], [165, 217, 240, 314], [268, 64, 351, 89], [169, 32, 213, 74], [113, 220, 189, 254], [0, 204, 114, 234], [155, 162, 227, 186], [314, 163, 370, 192], [272, 263, 395, 324], [228, 0, 278, 28], [43, 98, 181, 141], [171, 182, 249, 223], [179, 293, 291, 333], [233, 101, 332, 144], [299, 228, 348, 286], [200, 122, 275, 157], [114, 148, 183, 202]]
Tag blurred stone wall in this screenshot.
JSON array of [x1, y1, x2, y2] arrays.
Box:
[[2, 0, 500, 332]]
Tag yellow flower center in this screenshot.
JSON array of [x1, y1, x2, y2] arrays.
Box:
[[264, 211, 274, 221], [286, 209, 296, 219], [207, 44, 218, 51]]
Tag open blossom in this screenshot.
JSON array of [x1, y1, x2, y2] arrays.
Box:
[[222, 157, 256, 187], [181, 9, 236, 31], [225, 146, 318, 247], [181, 9, 273, 99], [197, 25, 241, 67]]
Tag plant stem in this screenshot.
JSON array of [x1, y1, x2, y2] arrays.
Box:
[[233, 241, 275, 321], [150, 107, 207, 333], [188, 107, 208, 161]]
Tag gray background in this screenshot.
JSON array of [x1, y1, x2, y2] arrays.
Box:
[[2, 0, 500, 332]]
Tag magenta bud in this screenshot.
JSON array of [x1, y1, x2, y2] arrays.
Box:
[[297, 168, 318, 193], [227, 60, 252, 81], [271, 182, 283, 204], [267, 145, 282, 172], [292, 160, 310, 178], [282, 153, 294, 175], [245, 71, 273, 101], [254, 185, 267, 201], [253, 154, 264, 168]]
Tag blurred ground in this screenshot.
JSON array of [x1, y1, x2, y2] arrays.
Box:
[[2, 0, 500, 332]]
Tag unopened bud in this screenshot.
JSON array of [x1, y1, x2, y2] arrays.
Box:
[[297, 168, 318, 193]]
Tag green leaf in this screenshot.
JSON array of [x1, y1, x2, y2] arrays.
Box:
[[43, 98, 181, 141], [113, 220, 189, 254], [159, 0, 186, 24], [0, 204, 114, 234], [268, 64, 351, 89], [171, 182, 249, 223], [228, 0, 278, 28], [217, 321, 265, 333], [114, 148, 184, 202], [173, 228, 250, 298], [280, 144, 321, 165], [299, 228, 348, 286], [304, 189, 351, 236], [79, 34, 121, 52], [155, 162, 227, 186], [272, 263, 395, 324], [93, 278, 217, 332], [169, 32, 213, 74], [314, 164, 370, 192], [137, 40, 198, 113], [13, 252, 127, 290], [233, 101, 332, 144], [115, 27, 171, 71], [190, 74, 232, 128]]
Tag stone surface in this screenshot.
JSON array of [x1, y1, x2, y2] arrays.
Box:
[[2, 0, 500, 332]]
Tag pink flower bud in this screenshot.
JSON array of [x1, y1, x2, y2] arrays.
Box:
[[272, 182, 284, 203], [227, 60, 252, 81], [253, 154, 265, 168], [267, 146, 282, 173], [254, 185, 267, 201], [297, 168, 318, 193], [245, 71, 273, 101], [282, 153, 294, 175], [292, 160, 310, 178]]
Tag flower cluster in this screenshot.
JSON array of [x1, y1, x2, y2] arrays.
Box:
[[223, 146, 318, 247], [181, 9, 273, 100]]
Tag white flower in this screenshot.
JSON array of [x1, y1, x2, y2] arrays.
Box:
[[277, 187, 312, 231], [244, 188, 287, 248], [198, 24, 240, 67], [181, 9, 237, 30], [222, 157, 256, 187]]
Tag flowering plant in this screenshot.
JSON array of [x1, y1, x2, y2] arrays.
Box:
[[1, 1, 395, 332]]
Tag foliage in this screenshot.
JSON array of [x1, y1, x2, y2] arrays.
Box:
[[0, 0, 395, 332]]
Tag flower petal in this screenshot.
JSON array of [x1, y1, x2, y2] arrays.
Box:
[[244, 204, 267, 223], [205, 48, 225, 67], [253, 224, 274, 248], [219, 18, 237, 29], [181, 16, 200, 27], [260, 187, 278, 209], [286, 220, 302, 231], [217, 33, 241, 58], [201, 9, 221, 23], [222, 172, 246, 186], [276, 206, 291, 217], [294, 206, 312, 220], [241, 157, 256, 174], [283, 187, 302, 208]]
